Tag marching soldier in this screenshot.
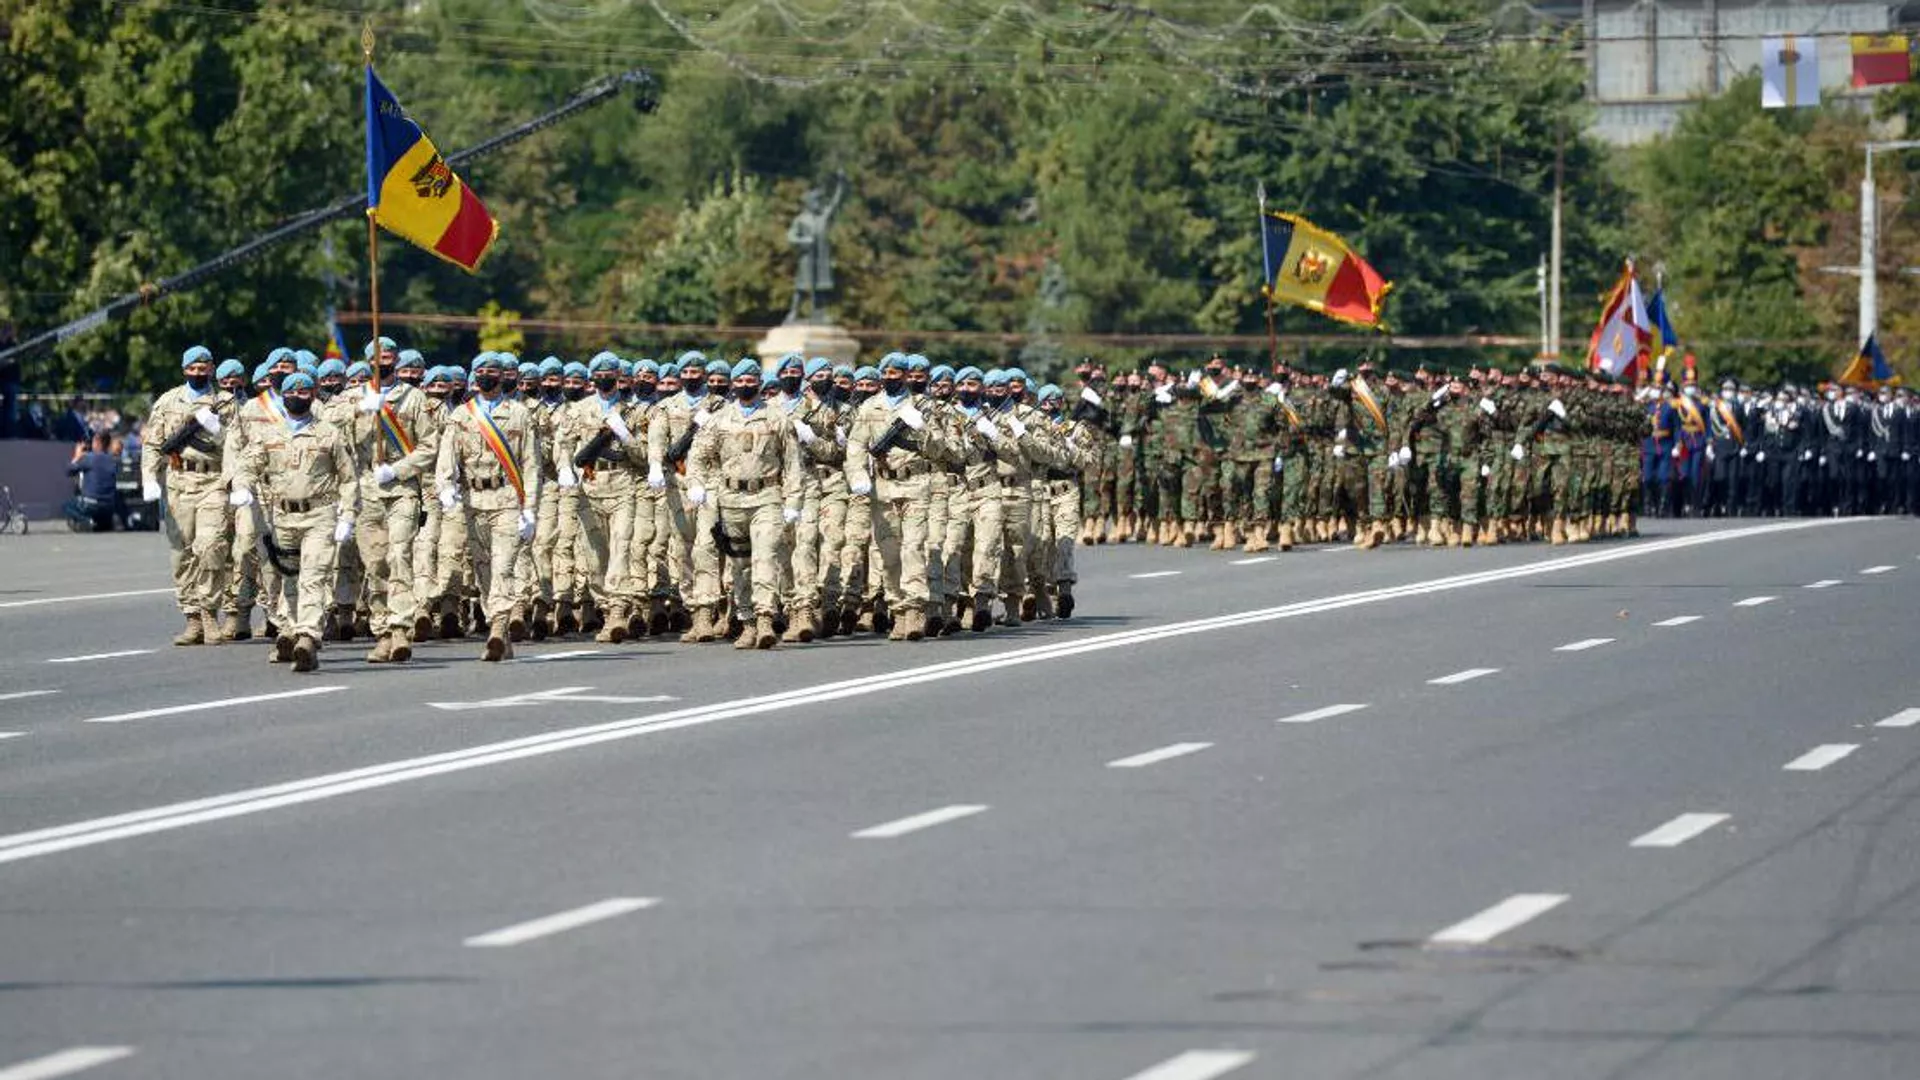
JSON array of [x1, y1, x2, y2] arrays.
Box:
[[141, 345, 237, 645], [687, 359, 804, 649], [435, 353, 544, 661]]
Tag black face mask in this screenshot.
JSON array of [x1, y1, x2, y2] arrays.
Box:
[[283, 394, 313, 417], [377, 363, 397, 383], [186, 373, 211, 392], [735, 383, 759, 402], [881, 376, 905, 397], [398, 370, 422, 387], [684, 380, 706, 398], [474, 374, 501, 394], [781, 374, 803, 395], [635, 381, 657, 398], [852, 387, 876, 404], [831, 384, 851, 403], [957, 389, 981, 407], [593, 377, 618, 394], [319, 379, 344, 398], [564, 386, 588, 402]]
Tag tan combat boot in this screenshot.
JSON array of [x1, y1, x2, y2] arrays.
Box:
[[365, 633, 394, 664], [173, 614, 205, 647], [1173, 523, 1192, 549], [1448, 520, 1465, 547], [595, 603, 629, 644], [389, 630, 413, 663], [903, 609, 925, 642], [1278, 523, 1295, 551], [291, 635, 319, 673], [1550, 517, 1568, 545], [1243, 522, 1270, 553], [734, 615, 759, 650]]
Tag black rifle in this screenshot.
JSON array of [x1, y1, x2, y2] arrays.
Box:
[[710, 520, 751, 558], [664, 423, 699, 466], [869, 417, 918, 458], [571, 426, 618, 470], [158, 415, 210, 458]]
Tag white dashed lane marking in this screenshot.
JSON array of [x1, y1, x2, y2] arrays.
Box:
[[46, 650, 153, 664], [1862, 565, 1897, 575], [1555, 638, 1614, 652], [0, 690, 59, 703], [1733, 596, 1776, 607], [0, 1046, 135, 1080], [1805, 580, 1842, 589], [1120, 1050, 1257, 1080], [1631, 813, 1730, 848], [1428, 893, 1569, 947], [1653, 615, 1702, 627], [463, 897, 658, 948], [1129, 571, 1183, 580], [0, 733, 26, 741], [851, 805, 989, 839], [1784, 744, 1859, 771], [1229, 556, 1275, 566], [1275, 703, 1368, 724], [1108, 742, 1213, 769], [1876, 708, 1920, 729], [0, 588, 172, 610], [1429, 667, 1499, 685], [83, 686, 349, 724]]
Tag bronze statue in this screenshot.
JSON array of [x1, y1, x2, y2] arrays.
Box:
[[785, 171, 847, 325]]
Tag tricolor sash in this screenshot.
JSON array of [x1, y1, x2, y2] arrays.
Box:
[[378, 396, 415, 456], [1351, 376, 1388, 434], [1276, 396, 1304, 431], [1712, 399, 1745, 444], [469, 399, 526, 504], [1672, 395, 1705, 434], [257, 390, 289, 426]]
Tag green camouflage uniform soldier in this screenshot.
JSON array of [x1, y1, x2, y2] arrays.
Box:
[[1112, 374, 1152, 541], [1148, 383, 1194, 546], [1224, 378, 1279, 552]]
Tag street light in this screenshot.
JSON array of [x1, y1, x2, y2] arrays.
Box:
[[1860, 139, 1920, 346]]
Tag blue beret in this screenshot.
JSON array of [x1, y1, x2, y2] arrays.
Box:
[[215, 359, 245, 381], [854, 366, 881, 381], [1006, 367, 1029, 384], [251, 362, 271, 384], [588, 355, 619, 375], [804, 357, 834, 380], [588, 350, 620, 368], [775, 352, 805, 375], [423, 366, 447, 386], [280, 372, 316, 393], [181, 345, 213, 369], [704, 358, 731, 377], [446, 365, 468, 382], [396, 349, 425, 370], [497, 352, 519, 368], [294, 358, 318, 377], [361, 337, 396, 360], [731, 358, 761, 381], [955, 366, 984, 383], [1038, 383, 1063, 401], [316, 359, 346, 379], [293, 349, 318, 367], [635, 359, 660, 378], [658, 361, 682, 380], [832, 364, 854, 378], [676, 350, 706, 367], [984, 370, 1009, 387], [518, 362, 539, 379], [905, 354, 930, 373], [474, 352, 504, 372], [264, 347, 295, 367], [562, 362, 589, 379], [618, 360, 635, 378], [538, 357, 564, 377], [345, 361, 372, 380], [878, 352, 908, 372], [929, 365, 955, 384]]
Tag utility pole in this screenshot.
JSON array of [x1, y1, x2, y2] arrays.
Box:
[[1537, 254, 1550, 358], [1548, 128, 1565, 360], [1861, 140, 1920, 345]]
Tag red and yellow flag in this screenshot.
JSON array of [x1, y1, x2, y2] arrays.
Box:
[[365, 66, 499, 271], [1852, 34, 1912, 88]]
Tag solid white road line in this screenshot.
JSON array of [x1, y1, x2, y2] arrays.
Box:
[[1555, 638, 1614, 652], [1108, 742, 1213, 769], [0, 733, 26, 741], [84, 686, 348, 724], [1785, 744, 1859, 771], [0, 1047, 135, 1080], [1429, 667, 1499, 685], [463, 897, 658, 948], [1652, 615, 1702, 626], [0, 690, 59, 703], [1630, 812, 1730, 848], [0, 588, 172, 611], [1121, 1050, 1256, 1080], [46, 649, 153, 665], [510, 649, 604, 663], [1733, 596, 1776, 607], [1804, 580, 1842, 589], [1130, 571, 1183, 579], [851, 804, 989, 839], [1428, 893, 1569, 947], [1875, 708, 1920, 729], [1275, 703, 1368, 724], [0, 518, 1856, 867], [1229, 556, 1276, 566], [1862, 565, 1897, 575]]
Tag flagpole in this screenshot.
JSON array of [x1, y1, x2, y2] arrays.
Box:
[[1258, 181, 1278, 372], [363, 20, 383, 396]]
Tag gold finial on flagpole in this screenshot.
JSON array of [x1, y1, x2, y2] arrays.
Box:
[[362, 19, 375, 63]]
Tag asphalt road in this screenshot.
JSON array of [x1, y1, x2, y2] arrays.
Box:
[[1, 517, 1917, 1080]]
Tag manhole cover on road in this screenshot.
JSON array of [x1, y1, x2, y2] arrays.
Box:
[[1210, 987, 1440, 1006]]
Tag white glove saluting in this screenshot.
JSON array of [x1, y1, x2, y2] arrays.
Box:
[[794, 419, 817, 445], [975, 417, 1000, 439], [193, 407, 222, 435], [898, 402, 925, 430], [605, 411, 632, 443], [357, 386, 382, 413]]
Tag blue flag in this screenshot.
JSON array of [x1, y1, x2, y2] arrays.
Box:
[[1646, 288, 1679, 351]]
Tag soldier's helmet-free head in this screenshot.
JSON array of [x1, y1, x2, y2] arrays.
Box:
[[634, 359, 660, 393], [216, 359, 246, 388], [181, 345, 214, 373], [1038, 384, 1064, 413], [804, 357, 834, 393], [775, 353, 806, 393], [704, 358, 733, 395], [345, 361, 372, 386], [731, 358, 763, 400]]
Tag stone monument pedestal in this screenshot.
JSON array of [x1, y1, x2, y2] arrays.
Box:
[[755, 322, 860, 369]]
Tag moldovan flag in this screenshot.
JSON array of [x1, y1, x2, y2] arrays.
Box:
[[1851, 34, 1912, 87], [1587, 263, 1651, 378], [1836, 332, 1899, 388], [1762, 35, 1820, 109], [1259, 211, 1392, 328], [365, 66, 499, 271]]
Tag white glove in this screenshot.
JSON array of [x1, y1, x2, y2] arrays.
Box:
[[1819, 455, 1828, 467], [850, 480, 872, 497], [1548, 399, 1568, 420], [1008, 417, 1028, 439], [1333, 445, 1347, 459], [835, 426, 849, 447], [193, 407, 222, 434], [228, 487, 254, 508], [1080, 386, 1102, 406], [1755, 452, 1766, 463], [1706, 444, 1715, 461], [1511, 444, 1527, 461], [517, 509, 536, 541], [1330, 368, 1350, 388], [142, 479, 163, 502], [685, 483, 707, 507], [1398, 446, 1412, 464], [1480, 463, 1492, 478], [1671, 446, 1682, 459], [333, 519, 353, 543], [1262, 382, 1284, 398], [374, 463, 397, 487], [794, 419, 817, 445], [1868, 451, 1877, 462], [1802, 451, 1813, 462], [1336, 428, 1349, 442], [606, 411, 632, 443], [1118, 433, 1133, 447], [782, 506, 801, 525], [1478, 397, 1497, 416], [898, 402, 925, 430], [1153, 389, 1173, 405], [1739, 447, 1748, 458], [647, 463, 666, 490], [357, 386, 381, 413], [438, 485, 459, 509], [1855, 449, 1864, 459], [1272, 454, 1285, 473], [691, 409, 710, 429], [975, 417, 1001, 439], [1904, 452, 1912, 462], [1430, 387, 1448, 407], [558, 464, 579, 488]]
